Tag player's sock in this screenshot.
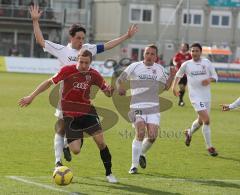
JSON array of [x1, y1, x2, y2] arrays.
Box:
[[100, 146, 112, 176], [202, 124, 212, 148], [54, 133, 64, 164], [179, 90, 185, 102], [64, 137, 68, 148], [142, 138, 153, 155], [131, 139, 142, 168], [190, 119, 201, 135]]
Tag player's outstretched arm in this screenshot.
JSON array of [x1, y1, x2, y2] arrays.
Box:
[[29, 5, 45, 48], [19, 79, 53, 107], [104, 24, 138, 51]]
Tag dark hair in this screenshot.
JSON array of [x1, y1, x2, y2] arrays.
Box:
[[78, 50, 93, 62], [145, 44, 158, 55], [69, 24, 86, 37], [182, 43, 189, 50], [190, 43, 202, 51]]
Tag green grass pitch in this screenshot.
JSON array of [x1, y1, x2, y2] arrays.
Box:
[[0, 72, 239, 195]]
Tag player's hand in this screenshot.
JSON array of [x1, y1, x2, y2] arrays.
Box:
[[127, 24, 138, 38], [202, 78, 211, 86], [29, 5, 43, 21], [18, 96, 33, 107], [172, 87, 179, 97], [117, 88, 126, 96], [104, 86, 114, 97], [169, 67, 177, 77], [220, 104, 230, 111]]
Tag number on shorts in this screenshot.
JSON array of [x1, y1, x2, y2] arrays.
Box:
[[135, 110, 142, 115], [200, 102, 204, 108]]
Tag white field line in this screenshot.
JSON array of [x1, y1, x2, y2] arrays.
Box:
[[6, 176, 70, 194], [7, 175, 240, 184]]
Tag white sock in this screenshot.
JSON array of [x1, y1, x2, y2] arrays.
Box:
[[54, 133, 64, 164], [190, 119, 201, 135], [64, 137, 68, 148], [142, 138, 153, 155], [131, 139, 142, 168], [202, 124, 212, 148]]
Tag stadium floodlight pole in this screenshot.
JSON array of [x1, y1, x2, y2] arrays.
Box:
[[158, 0, 184, 46], [85, 0, 92, 43], [185, 0, 190, 43]]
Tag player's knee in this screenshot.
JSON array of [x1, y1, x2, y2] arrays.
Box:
[[148, 138, 156, 143], [56, 128, 65, 136], [97, 142, 106, 150], [204, 120, 210, 125], [72, 148, 81, 155], [136, 130, 145, 140]]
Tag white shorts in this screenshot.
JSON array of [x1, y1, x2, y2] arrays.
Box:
[[191, 101, 211, 113], [135, 113, 160, 126]]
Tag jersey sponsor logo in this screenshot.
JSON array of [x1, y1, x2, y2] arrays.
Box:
[[73, 82, 89, 89], [191, 65, 207, 76], [68, 56, 78, 62], [191, 70, 207, 76], [85, 74, 91, 81], [138, 74, 157, 80]]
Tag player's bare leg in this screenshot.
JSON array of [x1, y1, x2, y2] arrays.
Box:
[[92, 130, 118, 183], [68, 139, 82, 155], [185, 117, 203, 146], [178, 84, 186, 106], [198, 110, 218, 156], [140, 124, 158, 169]]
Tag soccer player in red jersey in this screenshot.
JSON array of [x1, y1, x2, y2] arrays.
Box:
[[19, 50, 118, 183], [173, 43, 192, 106]]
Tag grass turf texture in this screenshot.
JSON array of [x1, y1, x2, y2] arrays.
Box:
[[0, 72, 239, 194]]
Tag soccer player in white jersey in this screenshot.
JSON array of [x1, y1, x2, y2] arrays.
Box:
[[30, 5, 138, 167], [116, 44, 176, 174], [221, 97, 240, 111], [172, 43, 218, 156]]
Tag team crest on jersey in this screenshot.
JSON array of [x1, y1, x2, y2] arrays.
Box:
[[85, 74, 91, 81], [152, 69, 156, 74]]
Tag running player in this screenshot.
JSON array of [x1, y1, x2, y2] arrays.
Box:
[[116, 44, 176, 174], [173, 43, 192, 106], [19, 49, 118, 183], [172, 43, 218, 156]]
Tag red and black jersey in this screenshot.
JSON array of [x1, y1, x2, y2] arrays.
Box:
[[52, 64, 108, 117], [174, 52, 192, 70]]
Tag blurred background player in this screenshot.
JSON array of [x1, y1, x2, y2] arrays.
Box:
[[172, 43, 192, 106], [172, 43, 218, 157], [116, 44, 176, 174], [19, 50, 118, 183], [221, 97, 240, 111], [30, 4, 138, 167]]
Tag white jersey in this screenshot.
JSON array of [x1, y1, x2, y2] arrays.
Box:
[[123, 61, 168, 109], [44, 40, 98, 66], [176, 58, 218, 103], [229, 97, 240, 110]]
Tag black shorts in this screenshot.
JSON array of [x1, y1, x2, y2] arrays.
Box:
[[179, 76, 187, 86], [64, 111, 102, 143]]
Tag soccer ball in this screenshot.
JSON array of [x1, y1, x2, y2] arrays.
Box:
[[53, 166, 73, 186]]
